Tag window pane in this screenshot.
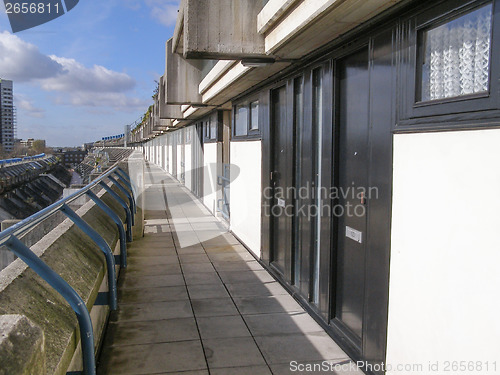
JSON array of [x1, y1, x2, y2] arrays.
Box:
[[235, 105, 248, 136], [293, 77, 303, 286], [421, 3, 492, 101], [311, 68, 322, 304], [250, 101, 259, 130], [210, 119, 217, 139]]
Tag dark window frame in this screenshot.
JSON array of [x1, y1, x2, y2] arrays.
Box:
[[232, 96, 262, 140], [203, 112, 219, 143], [396, 0, 500, 131]]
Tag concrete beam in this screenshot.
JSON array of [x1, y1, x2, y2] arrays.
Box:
[[182, 0, 268, 60], [165, 39, 203, 105], [159, 76, 184, 120], [172, 0, 185, 55]]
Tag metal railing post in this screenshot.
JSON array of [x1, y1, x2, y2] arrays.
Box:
[[116, 167, 132, 186], [4, 236, 96, 375], [107, 175, 135, 225], [86, 190, 127, 268], [99, 182, 133, 242], [113, 171, 136, 214], [60, 204, 118, 310]]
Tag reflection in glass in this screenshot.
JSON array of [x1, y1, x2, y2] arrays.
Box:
[[250, 101, 259, 130], [235, 105, 248, 136]]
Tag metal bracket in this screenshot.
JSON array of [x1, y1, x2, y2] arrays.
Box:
[[94, 292, 109, 306]]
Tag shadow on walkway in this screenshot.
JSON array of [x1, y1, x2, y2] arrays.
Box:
[[97, 163, 363, 375]]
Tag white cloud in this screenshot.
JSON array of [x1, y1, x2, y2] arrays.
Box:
[[0, 31, 143, 111], [53, 91, 147, 111], [15, 94, 45, 118], [145, 0, 179, 27], [41, 56, 135, 93], [0, 31, 63, 81]]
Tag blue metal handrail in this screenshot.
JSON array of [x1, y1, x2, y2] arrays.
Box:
[[0, 165, 136, 375]]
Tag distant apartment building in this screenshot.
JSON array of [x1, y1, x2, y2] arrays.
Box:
[[19, 138, 35, 148], [53, 148, 87, 167], [0, 79, 16, 153]]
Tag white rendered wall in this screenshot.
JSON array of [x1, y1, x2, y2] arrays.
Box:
[[185, 141, 192, 191], [203, 142, 219, 215], [160, 138, 166, 170], [163, 144, 167, 171], [386, 129, 500, 374], [168, 135, 173, 175], [229, 140, 262, 257], [157, 140, 161, 167], [176, 138, 183, 182], [192, 126, 203, 195]]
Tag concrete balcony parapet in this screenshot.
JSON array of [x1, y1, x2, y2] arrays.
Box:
[[0, 151, 145, 375], [0, 314, 46, 375]]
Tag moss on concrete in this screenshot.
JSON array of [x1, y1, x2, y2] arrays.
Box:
[[0, 315, 45, 375]]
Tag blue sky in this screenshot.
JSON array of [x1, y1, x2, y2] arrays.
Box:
[[0, 0, 179, 146]]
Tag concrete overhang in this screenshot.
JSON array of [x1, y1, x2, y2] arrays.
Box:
[[172, 0, 185, 55], [260, 0, 403, 59], [165, 39, 204, 105], [159, 75, 185, 120], [153, 118, 172, 132], [173, 0, 271, 60], [171, 119, 191, 129], [199, 60, 290, 106], [182, 105, 217, 120]]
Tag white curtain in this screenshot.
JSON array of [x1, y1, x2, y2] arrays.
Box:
[[422, 4, 492, 101]]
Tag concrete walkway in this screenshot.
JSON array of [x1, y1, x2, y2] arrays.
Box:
[[97, 163, 362, 375]]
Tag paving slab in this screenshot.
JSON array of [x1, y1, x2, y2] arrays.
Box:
[[210, 366, 273, 375], [191, 298, 239, 317], [119, 273, 185, 289], [98, 340, 206, 375], [233, 294, 304, 315], [269, 360, 365, 375], [243, 312, 325, 336], [187, 283, 229, 300], [97, 163, 353, 375], [103, 318, 199, 346], [203, 337, 267, 369], [218, 269, 276, 284], [225, 281, 290, 298], [254, 333, 349, 364], [181, 262, 216, 274], [184, 271, 222, 285], [212, 260, 265, 272], [122, 262, 181, 277], [126, 254, 179, 266], [118, 285, 188, 304], [111, 300, 193, 322], [197, 315, 251, 339]]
